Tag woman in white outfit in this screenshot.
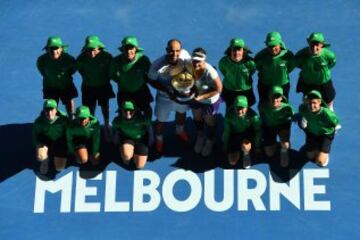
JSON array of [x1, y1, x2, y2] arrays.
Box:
[[186, 48, 223, 157]]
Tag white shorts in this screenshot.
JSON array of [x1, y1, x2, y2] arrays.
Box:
[[154, 93, 189, 122]]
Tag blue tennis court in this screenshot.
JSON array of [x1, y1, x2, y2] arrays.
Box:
[[0, 0, 359, 239]]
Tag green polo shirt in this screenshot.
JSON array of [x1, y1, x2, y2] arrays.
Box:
[[218, 55, 256, 91], [299, 103, 340, 136], [109, 52, 151, 93], [66, 116, 100, 155], [295, 47, 336, 85], [259, 101, 294, 127], [223, 107, 261, 147], [112, 111, 151, 140], [32, 110, 69, 146], [255, 48, 295, 86], [76, 50, 113, 87], [37, 53, 76, 89]]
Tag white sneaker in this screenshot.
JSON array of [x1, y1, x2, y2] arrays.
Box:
[[194, 135, 205, 154], [40, 160, 49, 175], [242, 154, 251, 169], [201, 139, 214, 157]]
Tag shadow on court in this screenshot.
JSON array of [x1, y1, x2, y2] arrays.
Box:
[[169, 116, 311, 182], [0, 122, 310, 183], [266, 146, 310, 183], [0, 123, 37, 182], [0, 123, 113, 182]]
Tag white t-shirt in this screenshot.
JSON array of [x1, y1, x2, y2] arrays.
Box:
[[148, 49, 191, 98], [185, 62, 220, 104]]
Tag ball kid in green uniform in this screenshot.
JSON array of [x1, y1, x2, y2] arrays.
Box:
[[109, 36, 153, 115], [298, 90, 340, 167], [255, 32, 295, 103], [112, 101, 152, 169], [223, 96, 261, 169], [219, 38, 257, 108], [37, 36, 78, 116], [295, 32, 336, 110], [76, 35, 115, 137], [258, 86, 294, 167], [33, 99, 69, 174], [66, 106, 101, 166]]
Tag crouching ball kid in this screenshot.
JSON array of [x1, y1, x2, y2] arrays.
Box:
[[298, 90, 340, 167], [112, 101, 152, 169], [33, 99, 69, 174], [66, 106, 101, 166]]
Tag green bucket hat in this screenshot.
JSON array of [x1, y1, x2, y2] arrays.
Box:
[[83, 35, 105, 49], [230, 38, 245, 48], [76, 106, 91, 119], [119, 36, 144, 52], [307, 90, 322, 100], [225, 38, 252, 54], [234, 95, 248, 108], [270, 86, 284, 96], [43, 99, 57, 109], [265, 32, 286, 49], [270, 86, 288, 102], [122, 101, 135, 111], [307, 32, 330, 47], [43, 36, 68, 50]]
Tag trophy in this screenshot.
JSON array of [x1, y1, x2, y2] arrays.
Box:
[[171, 71, 196, 103]]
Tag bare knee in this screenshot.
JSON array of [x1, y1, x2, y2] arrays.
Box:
[[241, 140, 252, 153], [280, 141, 290, 150], [54, 157, 67, 171], [121, 152, 133, 162], [76, 148, 89, 164], [134, 155, 148, 169], [36, 145, 48, 161], [315, 152, 329, 167], [121, 144, 134, 162]]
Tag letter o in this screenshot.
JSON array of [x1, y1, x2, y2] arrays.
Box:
[[162, 170, 202, 212]]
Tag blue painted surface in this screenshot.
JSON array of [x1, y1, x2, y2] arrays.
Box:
[[0, 0, 359, 239]]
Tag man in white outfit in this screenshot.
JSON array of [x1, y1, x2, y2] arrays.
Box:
[[148, 39, 190, 154]]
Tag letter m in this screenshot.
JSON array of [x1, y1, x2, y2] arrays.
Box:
[[34, 172, 73, 213]]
